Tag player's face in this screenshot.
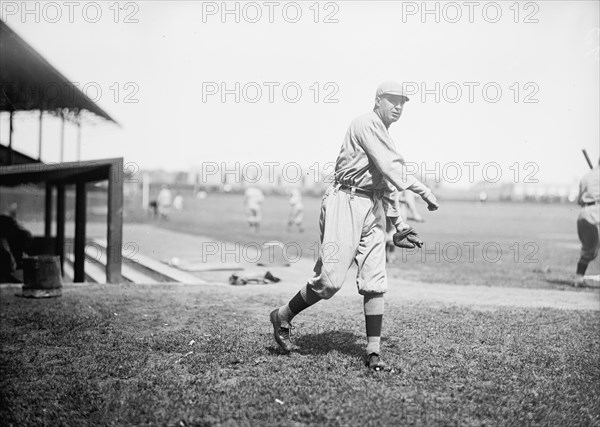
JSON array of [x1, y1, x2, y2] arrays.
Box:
[[377, 95, 407, 125]]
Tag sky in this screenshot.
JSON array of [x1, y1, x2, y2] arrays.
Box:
[[1, 0, 598, 187]]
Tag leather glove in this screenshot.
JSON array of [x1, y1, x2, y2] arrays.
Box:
[[392, 226, 423, 249]]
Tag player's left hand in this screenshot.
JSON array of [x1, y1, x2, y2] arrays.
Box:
[[393, 226, 423, 249]]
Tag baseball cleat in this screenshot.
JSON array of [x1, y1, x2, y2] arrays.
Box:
[[365, 353, 390, 371], [270, 309, 299, 353]]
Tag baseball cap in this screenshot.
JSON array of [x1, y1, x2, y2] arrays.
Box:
[[376, 81, 409, 101]]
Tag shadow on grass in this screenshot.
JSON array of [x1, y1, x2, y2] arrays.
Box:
[[266, 330, 364, 357]]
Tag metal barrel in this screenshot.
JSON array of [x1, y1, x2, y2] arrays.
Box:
[[22, 255, 63, 298]]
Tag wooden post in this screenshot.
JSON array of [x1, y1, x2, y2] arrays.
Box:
[[8, 111, 14, 165], [76, 116, 82, 161], [44, 184, 53, 237], [60, 112, 65, 162], [55, 184, 66, 274], [106, 159, 123, 283], [74, 181, 87, 282], [38, 110, 43, 161]]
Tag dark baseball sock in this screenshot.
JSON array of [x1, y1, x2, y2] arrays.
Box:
[[278, 284, 321, 324], [364, 293, 384, 355], [576, 260, 589, 276]]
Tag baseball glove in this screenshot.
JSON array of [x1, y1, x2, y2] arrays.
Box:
[[392, 226, 423, 249]]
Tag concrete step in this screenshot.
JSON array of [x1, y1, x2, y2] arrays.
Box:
[[65, 252, 106, 283], [92, 238, 206, 284]]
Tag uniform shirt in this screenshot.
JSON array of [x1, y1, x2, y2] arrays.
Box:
[[334, 111, 432, 219], [157, 188, 172, 207], [578, 166, 600, 225], [578, 166, 600, 205], [244, 187, 264, 209], [289, 189, 303, 208]]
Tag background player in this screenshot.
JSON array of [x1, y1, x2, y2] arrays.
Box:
[[384, 159, 425, 263], [574, 159, 600, 286], [157, 185, 173, 221], [287, 188, 304, 232], [244, 186, 265, 233]]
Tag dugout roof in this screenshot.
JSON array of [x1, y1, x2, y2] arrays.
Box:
[[0, 158, 122, 186], [0, 19, 116, 122]]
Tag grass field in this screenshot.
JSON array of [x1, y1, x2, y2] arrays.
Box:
[[1, 284, 598, 426], [2, 193, 599, 426], [157, 193, 598, 289]]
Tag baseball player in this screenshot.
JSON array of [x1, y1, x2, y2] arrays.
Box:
[[287, 188, 304, 232], [403, 189, 425, 222], [574, 160, 600, 287], [384, 159, 425, 263], [0, 213, 32, 283], [244, 186, 265, 233], [156, 185, 173, 221], [270, 81, 439, 371]]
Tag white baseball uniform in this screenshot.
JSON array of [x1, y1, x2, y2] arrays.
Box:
[[577, 166, 600, 263], [307, 111, 432, 299]]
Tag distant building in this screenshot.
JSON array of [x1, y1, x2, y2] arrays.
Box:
[[140, 169, 188, 186], [468, 181, 578, 203], [187, 163, 327, 194]]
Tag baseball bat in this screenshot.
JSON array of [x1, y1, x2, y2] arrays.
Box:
[[582, 149, 593, 169]]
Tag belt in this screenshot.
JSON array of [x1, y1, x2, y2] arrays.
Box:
[[583, 201, 598, 206], [336, 184, 384, 199]]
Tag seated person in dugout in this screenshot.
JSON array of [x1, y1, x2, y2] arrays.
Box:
[[0, 214, 33, 283]]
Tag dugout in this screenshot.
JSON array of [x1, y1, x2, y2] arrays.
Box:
[[0, 20, 123, 283]]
